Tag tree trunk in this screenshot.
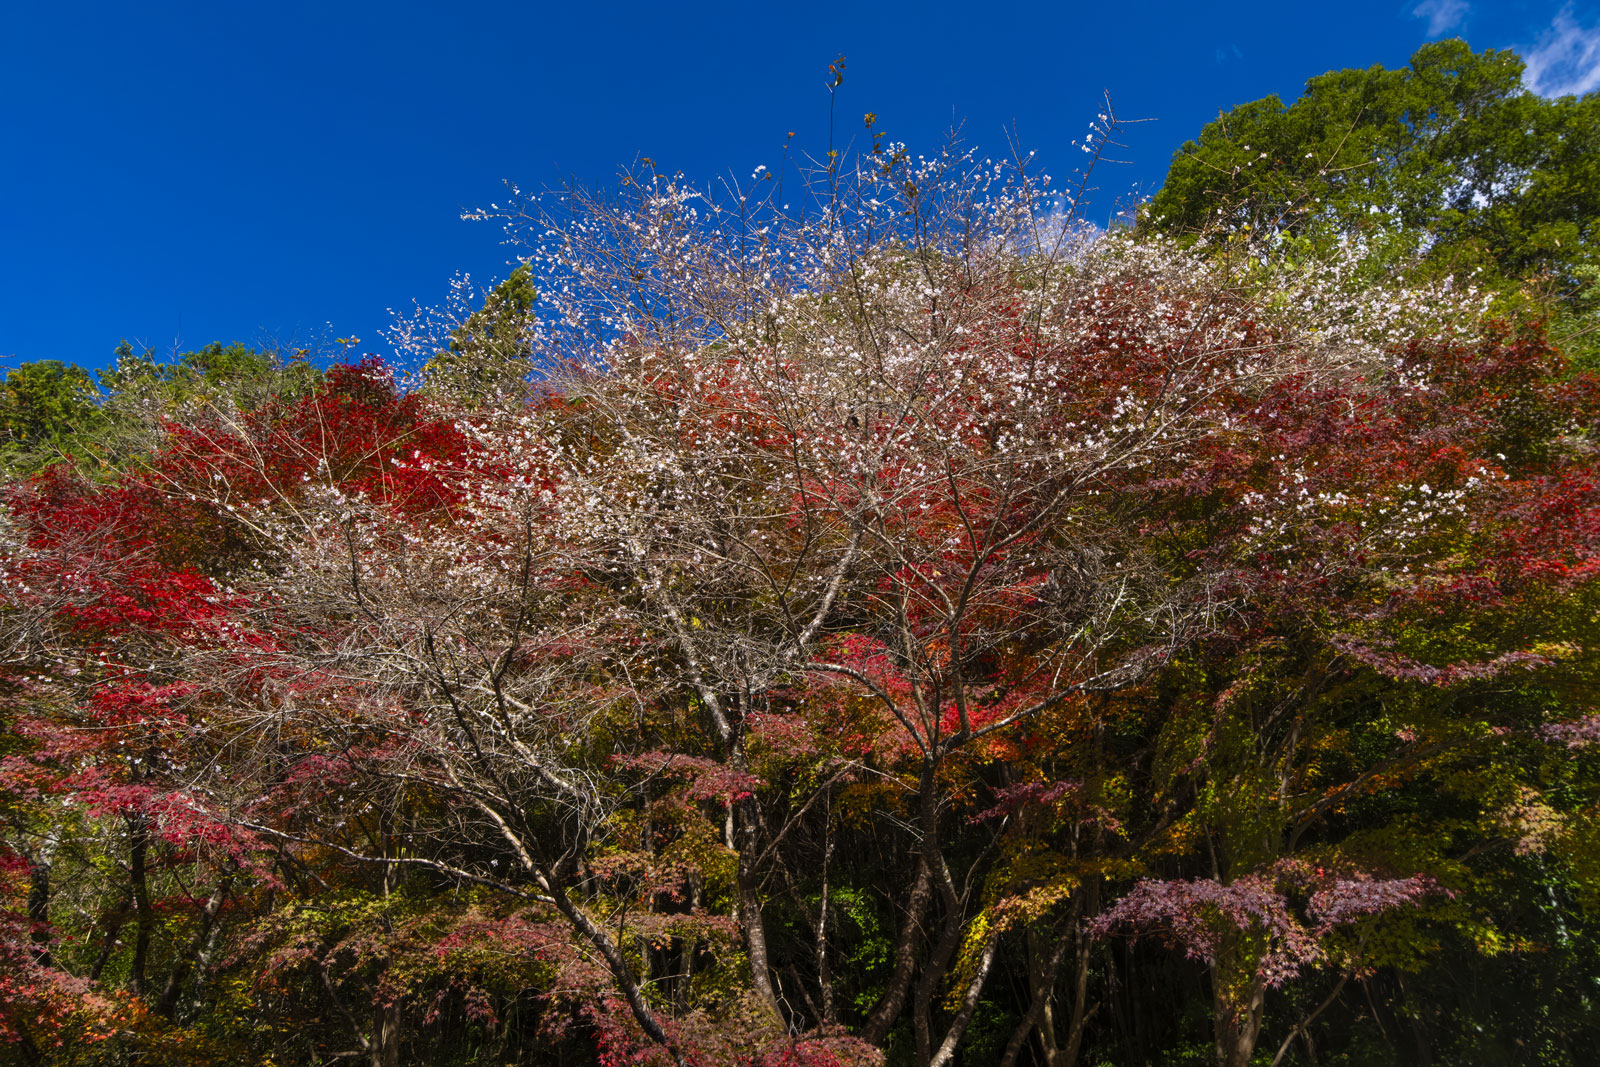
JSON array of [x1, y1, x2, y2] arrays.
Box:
[[157, 870, 233, 1019], [999, 926, 1068, 1067], [999, 883, 1100, 1067], [89, 887, 131, 983], [860, 853, 932, 1045], [816, 818, 836, 1024], [1057, 880, 1101, 1067], [370, 1002, 401, 1067], [1396, 971, 1433, 1067], [374, 819, 403, 1067], [927, 928, 1002, 1067], [1213, 970, 1266, 1067], [1031, 924, 1065, 1064], [25, 831, 58, 969], [735, 794, 782, 1022], [128, 814, 153, 997], [911, 813, 964, 1065], [474, 794, 688, 1067], [180, 901, 229, 1023]]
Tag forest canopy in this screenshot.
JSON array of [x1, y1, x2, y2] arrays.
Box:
[[1, 40, 1599, 1067]]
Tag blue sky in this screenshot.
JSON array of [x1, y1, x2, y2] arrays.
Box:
[[2, 0, 1597, 371]]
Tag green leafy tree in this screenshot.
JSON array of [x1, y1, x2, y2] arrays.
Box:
[[0, 360, 107, 475], [1146, 40, 1600, 360], [94, 341, 323, 466], [100, 340, 321, 412], [0, 343, 325, 481]]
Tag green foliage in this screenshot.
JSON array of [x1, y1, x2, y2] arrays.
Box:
[[99, 340, 323, 426], [0, 360, 106, 474], [1146, 39, 1600, 348], [423, 264, 540, 402], [0, 342, 324, 479]]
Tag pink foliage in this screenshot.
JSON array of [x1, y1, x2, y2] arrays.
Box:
[[1092, 862, 1443, 987], [1541, 713, 1600, 748]]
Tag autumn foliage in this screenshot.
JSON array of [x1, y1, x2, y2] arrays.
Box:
[[3, 136, 1600, 1067]]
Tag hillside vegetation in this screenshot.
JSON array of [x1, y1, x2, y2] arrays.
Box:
[[1, 40, 1598, 1067]]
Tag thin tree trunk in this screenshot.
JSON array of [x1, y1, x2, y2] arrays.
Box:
[[157, 871, 233, 1018], [911, 857, 966, 1067], [547, 878, 688, 1066], [871, 761, 952, 1055], [1057, 880, 1102, 1067], [860, 853, 932, 1045], [723, 690, 782, 1025], [816, 815, 836, 1024], [1268, 971, 1348, 1067], [1213, 969, 1266, 1067], [476, 795, 689, 1067], [999, 883, 1100, 1067], [1037, 929, 1065, 1063], [89, 887, 132, 983], [735, 793, 782, 1021], [999, 926, 1069, 1067], [25, 831, 58, 969], [927, 928, 1002, 1067], [180, 899, 230, 1023], [1396, 971, 1432, 1067], [371, 817, 402, 1067], [128, 814, 153, 997]]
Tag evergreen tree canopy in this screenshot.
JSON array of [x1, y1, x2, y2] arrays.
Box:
[[0, 360, 105, 472], [1147, 40, 1600, 310]]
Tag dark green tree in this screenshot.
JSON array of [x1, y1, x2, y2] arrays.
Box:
[[0, 360, 106, 474], [420, 264, 540, 403], [1146, 40, 1600, 358], [422, 264, 541, 403]]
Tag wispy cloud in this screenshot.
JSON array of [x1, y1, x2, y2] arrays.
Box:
[[1413, 0, 1468, 36], [1213, 43, 1243, 65], [1523, 6, 1600, 97]]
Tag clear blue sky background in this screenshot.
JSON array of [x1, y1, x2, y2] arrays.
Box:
[[2, 0, 1596, 371]]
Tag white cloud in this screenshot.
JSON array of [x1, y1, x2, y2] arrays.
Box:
[[1413, 0, 1468, 36], [1523, 6, 1600, 97]]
